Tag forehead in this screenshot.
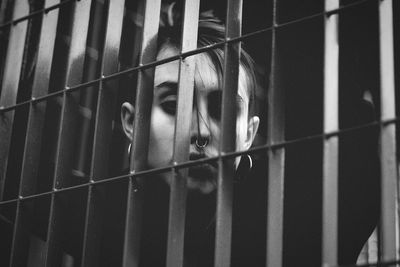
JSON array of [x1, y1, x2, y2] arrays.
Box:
[[154, 45, 249, 102], [154, 45, 218, 92]]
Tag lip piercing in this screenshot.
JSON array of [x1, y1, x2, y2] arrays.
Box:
[[195, 138, 208, 149]]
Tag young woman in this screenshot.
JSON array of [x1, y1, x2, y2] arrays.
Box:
[[120, 6, 263, 266], [121, 9, 260, 195]]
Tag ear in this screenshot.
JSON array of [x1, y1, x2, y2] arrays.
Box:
[[121, 102, 135, 141], [243, 116, 260, 150]]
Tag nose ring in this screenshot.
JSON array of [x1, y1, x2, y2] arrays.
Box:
[[195, 138, 208, 149]]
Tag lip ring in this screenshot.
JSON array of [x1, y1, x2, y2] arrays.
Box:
[[195, 138, 208, 149]]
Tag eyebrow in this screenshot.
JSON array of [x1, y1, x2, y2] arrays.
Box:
[[155, 81, 178, 99], [155, 81, 178, 92]]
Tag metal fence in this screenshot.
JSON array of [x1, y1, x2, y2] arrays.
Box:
[[0, 0, 399, 266]]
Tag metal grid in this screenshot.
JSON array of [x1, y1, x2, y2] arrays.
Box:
[[0, 0, 398, 266]]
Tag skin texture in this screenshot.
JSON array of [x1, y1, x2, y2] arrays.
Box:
[[121, 44, 259, 194]]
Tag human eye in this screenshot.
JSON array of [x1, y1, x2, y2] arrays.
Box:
[[160, 95, 177, 115], [207, 91, 243, 121], [208, 91, 222, 120]]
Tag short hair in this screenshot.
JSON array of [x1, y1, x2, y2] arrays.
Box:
[[157, 5, 259, 118]]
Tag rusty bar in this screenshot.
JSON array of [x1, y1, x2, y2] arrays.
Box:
[[8, 0, 60, 266], [322, 0, 340, 266], [122, 0, 161, 266], [80, 0, 125, 266], [214, 0, 243, 266], [266, 0, 286, 266], [44, 0, 92, 266], [378, 0, 399, 263], [165, 1, 200, 267], [0, 1, 29, 201]]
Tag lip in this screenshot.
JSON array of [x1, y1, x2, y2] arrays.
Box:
[[188, 153, 218, 181], [189, 153, 218, 167]]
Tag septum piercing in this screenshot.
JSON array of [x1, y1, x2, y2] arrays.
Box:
[[194, 87, 211, 150], [195, 138, 208, 149]]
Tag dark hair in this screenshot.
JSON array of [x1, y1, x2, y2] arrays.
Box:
[[157, 4, 259, 118]]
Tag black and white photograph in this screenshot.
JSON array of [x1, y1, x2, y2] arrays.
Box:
[[0, 0, 399, 266]]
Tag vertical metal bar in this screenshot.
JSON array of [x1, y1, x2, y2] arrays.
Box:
[[378, 0, 399, 263], [0, 0, 12, 88], [9, 1, 60, 266], [18, 0, 60, 198], [0, 0, 10, 24], [266, 0, 286, 266], [322, 0, 339, 266], [44, 1, 92, 266], [80, 0, 125, 266], [0, 202, 17, 267], [214, 0, 242, 266], [0, 1, 29, 201], [165, 1, 200, 267], [8, 201, 23, 267], [72, 0, 105, 179], [122, 0, 161, 266]]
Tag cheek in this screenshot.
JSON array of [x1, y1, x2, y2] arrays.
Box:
[[235, 101, 250, 150], [235, 115, 248, 151], [234, 114, 248, 168], [147, 107, 175, 167]]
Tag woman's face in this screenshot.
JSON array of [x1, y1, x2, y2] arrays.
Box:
[[122, 44, 259, 194]]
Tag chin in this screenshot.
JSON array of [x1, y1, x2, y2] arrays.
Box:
[[157, 166, 218, 194], [186, 176, 217, 194]]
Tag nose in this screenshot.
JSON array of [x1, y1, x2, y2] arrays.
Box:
[[190, 107, 211, 148]]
